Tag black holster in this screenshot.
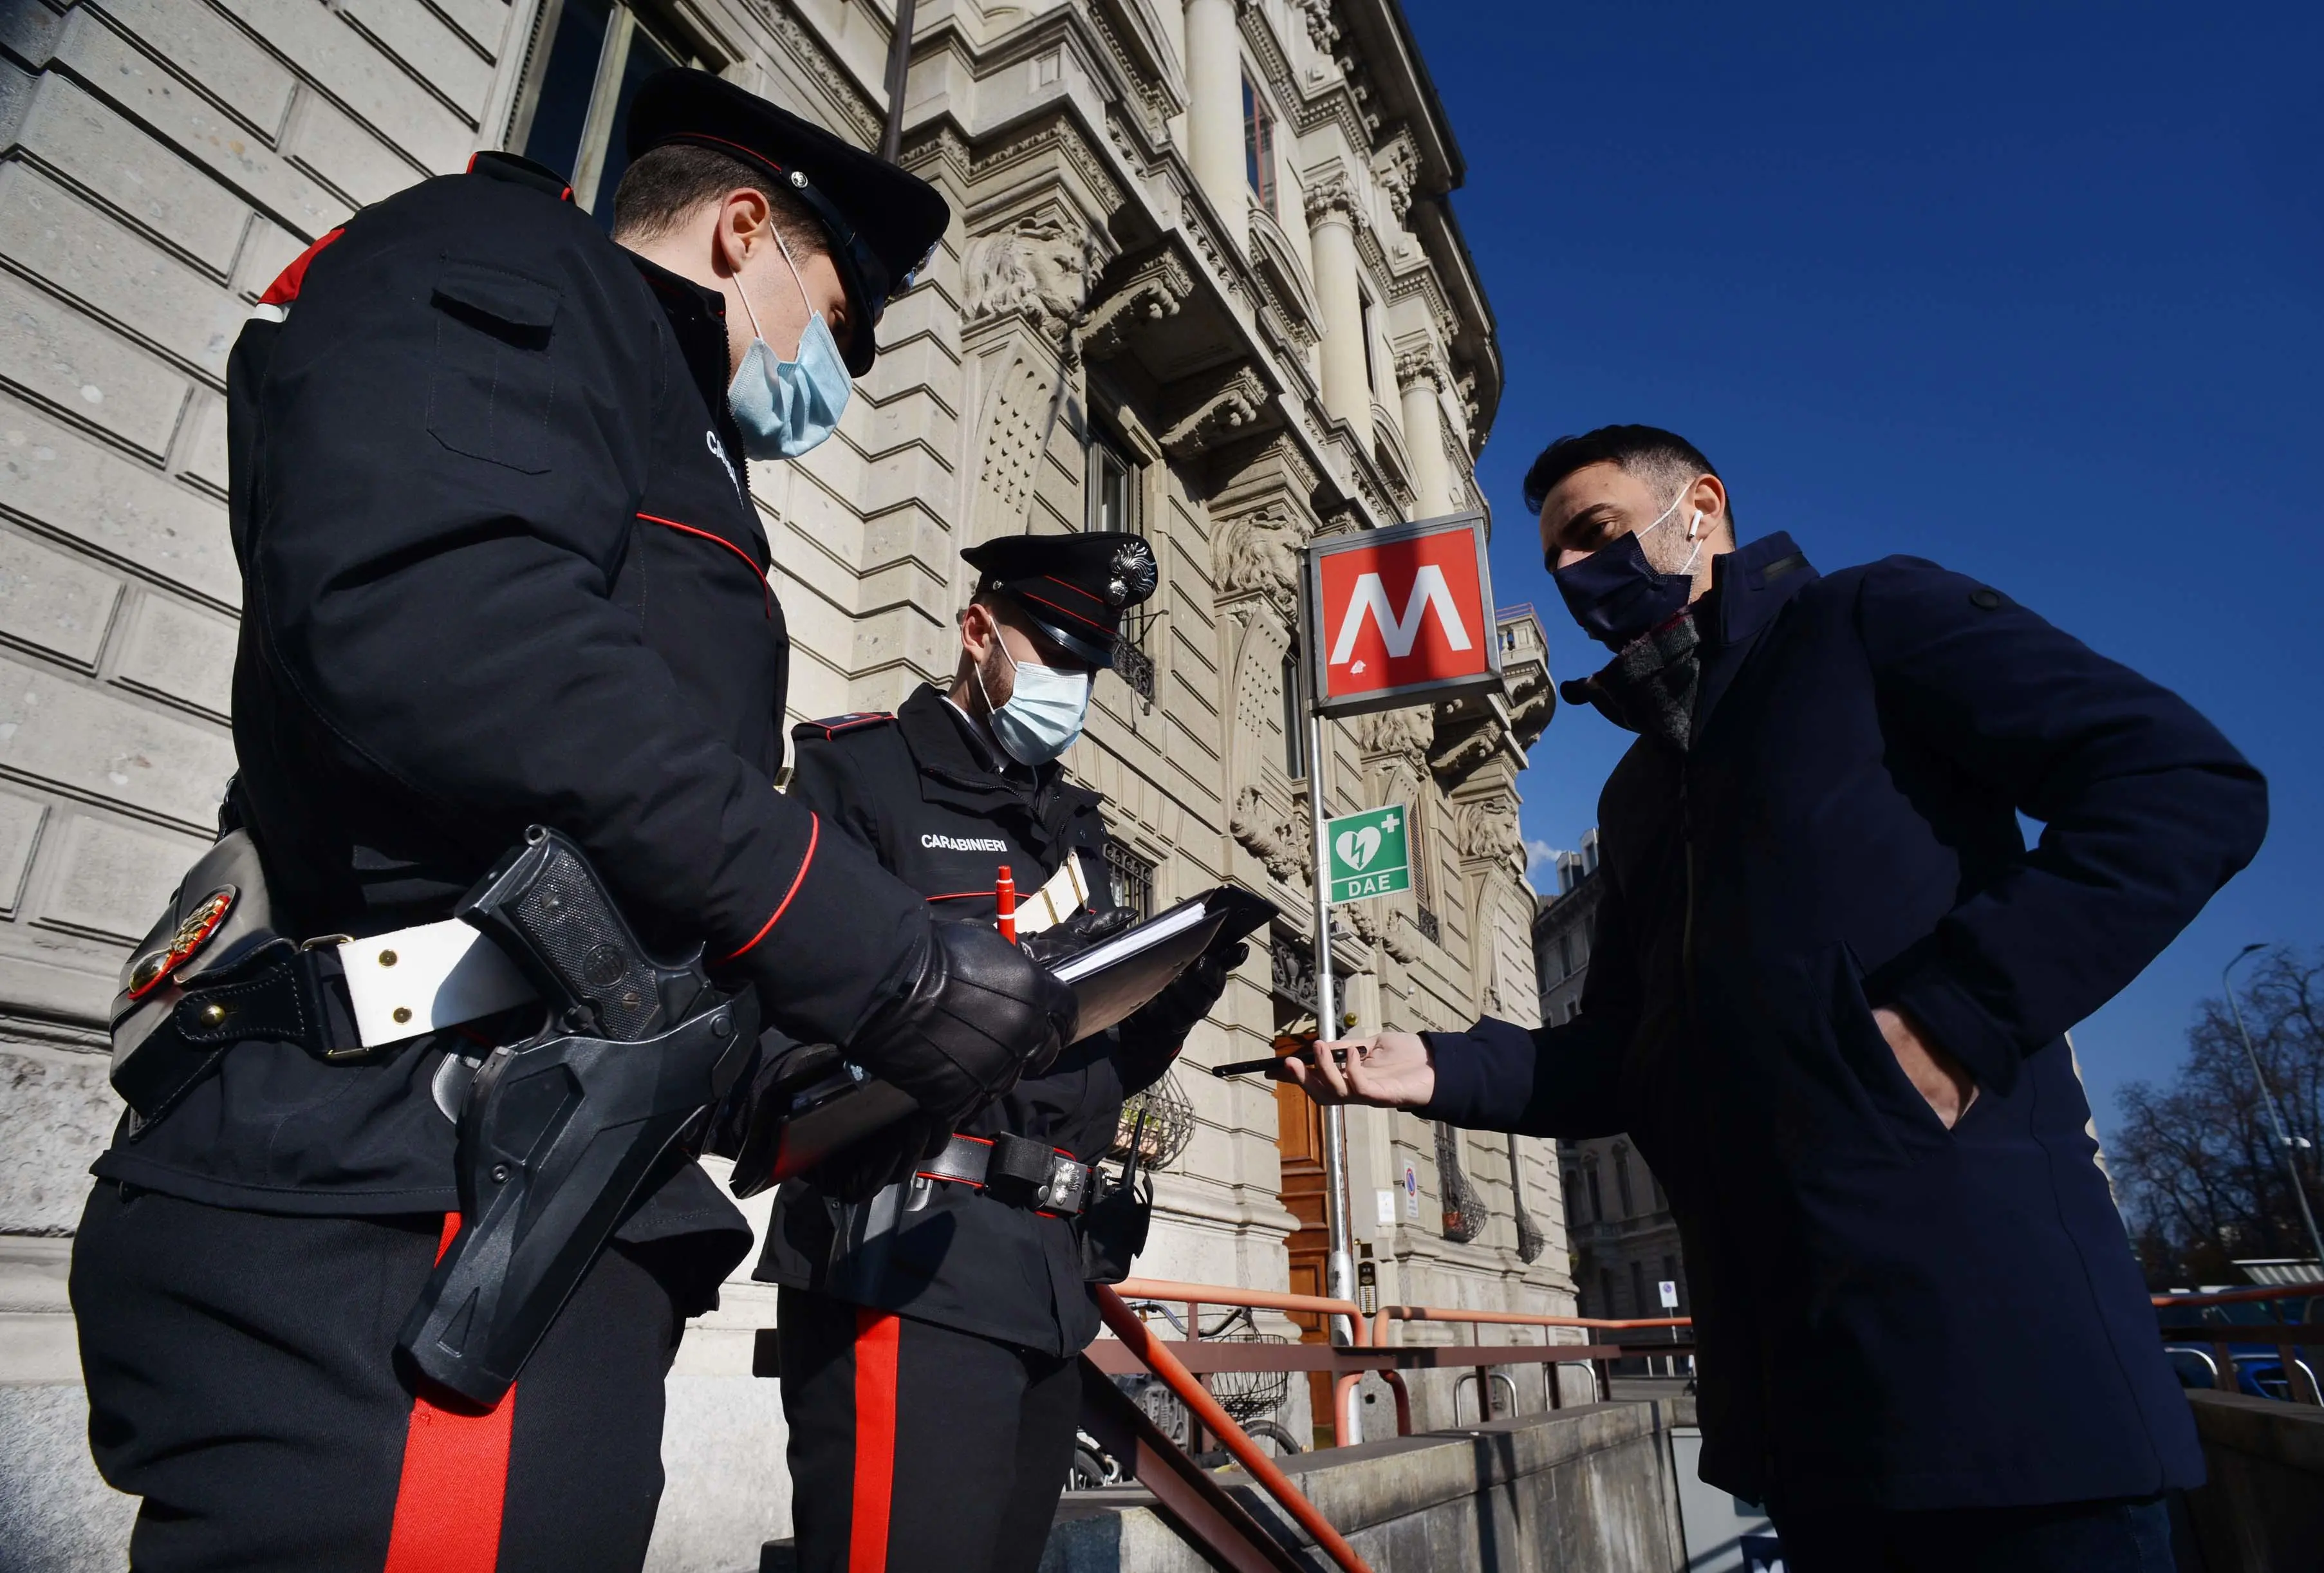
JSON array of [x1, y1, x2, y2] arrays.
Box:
[[397, 989, 756, 1407]]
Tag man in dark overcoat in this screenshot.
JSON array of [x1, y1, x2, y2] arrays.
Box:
[[1288, 424, 2268, 1571], [70, 71, 1071, 1571]]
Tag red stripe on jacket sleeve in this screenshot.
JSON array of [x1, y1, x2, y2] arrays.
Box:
[[637, 512, 773, 617], [721, 814, 820, 962]]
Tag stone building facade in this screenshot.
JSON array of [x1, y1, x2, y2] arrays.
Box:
[[0, 0, 1561, 1563], [1534, 831, 1691, 1335]]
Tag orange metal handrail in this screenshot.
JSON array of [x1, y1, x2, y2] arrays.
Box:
[[1118, 1275, 1373, 1442], [2152, 1282, 2324, 1310], [1097, 1285, 1376, 1573], [1373, 1302, 1691, 1346], [1118, 1276, 1371, 1341]]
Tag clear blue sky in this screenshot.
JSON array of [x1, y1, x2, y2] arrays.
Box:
[[1403, 0, 2323, 1136]]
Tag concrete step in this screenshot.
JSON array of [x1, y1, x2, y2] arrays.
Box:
[[764, 1401, 1686, 1573]]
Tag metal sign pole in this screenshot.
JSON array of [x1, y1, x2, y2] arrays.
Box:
[[1302, 665, 1357, 1366]]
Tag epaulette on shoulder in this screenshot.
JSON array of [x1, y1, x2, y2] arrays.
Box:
[[792, 711, 894, 743]]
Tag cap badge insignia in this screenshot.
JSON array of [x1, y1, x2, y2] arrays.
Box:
[[1106, 540, 1158, 608]]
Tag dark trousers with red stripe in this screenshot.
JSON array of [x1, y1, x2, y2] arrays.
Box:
[[70, 1182, 682, 1572], [776, 1287, 1080, 1573]]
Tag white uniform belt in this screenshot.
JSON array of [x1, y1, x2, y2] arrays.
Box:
[[335, 920, 537, 1048]]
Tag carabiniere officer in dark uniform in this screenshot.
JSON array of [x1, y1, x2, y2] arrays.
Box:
[[68, 70, 1074, 1572], [759, 534, 1243, 1573]]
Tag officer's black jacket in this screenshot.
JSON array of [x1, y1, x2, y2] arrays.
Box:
[[95, 156, 933, 1284], [756, 685, 1171, 1352], [1419, 533, 2269, 1511]]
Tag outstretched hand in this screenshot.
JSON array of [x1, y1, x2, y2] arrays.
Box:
[[1279, 1031, 1435, 1108]]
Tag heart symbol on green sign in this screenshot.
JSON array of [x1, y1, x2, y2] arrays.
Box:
[[1336, 826, 1382, 872]]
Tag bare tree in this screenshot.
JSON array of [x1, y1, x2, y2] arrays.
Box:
[[2112, 947, 2324, 1286]]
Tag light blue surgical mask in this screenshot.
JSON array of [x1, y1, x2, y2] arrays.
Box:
[[727, 228, 850, 460], [978, 638, 1092, 765]]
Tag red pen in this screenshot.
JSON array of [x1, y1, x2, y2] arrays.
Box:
[[994, 865, 1017, 945]]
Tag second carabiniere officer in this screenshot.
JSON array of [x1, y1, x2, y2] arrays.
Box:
[[759, 533, 1243, 1573]]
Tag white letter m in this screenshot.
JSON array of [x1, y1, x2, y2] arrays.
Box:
[[1330, 566, 1473, 665]]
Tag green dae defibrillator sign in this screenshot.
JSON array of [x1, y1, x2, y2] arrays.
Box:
[[1325, 805, 1411, 906]]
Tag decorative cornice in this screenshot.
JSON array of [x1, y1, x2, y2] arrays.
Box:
[[752, 2, 882, 147], [1084, 1, 1180, 138], [898, 122, 974, 192], [968, 116, 1126, 217]]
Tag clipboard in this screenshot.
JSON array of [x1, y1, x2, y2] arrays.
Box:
[[1052, 884, 1278, 1039], [729, 885, 1278, 1197]]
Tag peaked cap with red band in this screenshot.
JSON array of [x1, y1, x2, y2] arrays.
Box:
[[626, 68, 949, 376], [962, 531, 1158, 669]]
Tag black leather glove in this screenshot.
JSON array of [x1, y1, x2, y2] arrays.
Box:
[[1117, 940, 1247, 1090], [846, 920, 1080, 1130], [809, 1107, 949, 1204], [1020, 904, 1137, 970]]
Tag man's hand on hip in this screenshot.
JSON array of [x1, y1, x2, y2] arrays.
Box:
[[1874, 1006, 1978, 1128], [1281, 1032, 1435, 1108]]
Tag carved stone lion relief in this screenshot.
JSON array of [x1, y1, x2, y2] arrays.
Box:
[[1354, 704, 1433, 762], [1455, 796, 1525, 874], [1214, 505, 1304, 615], [963, 214, 1100, 333], [1231, 783, 1312, 883]]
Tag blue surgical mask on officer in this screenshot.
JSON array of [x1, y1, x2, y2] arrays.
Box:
[[978, 637, 1092, 766], [727, 226, 850, 460]]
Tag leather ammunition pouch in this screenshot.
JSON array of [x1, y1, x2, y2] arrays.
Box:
[[107, 830, 366, 1127]]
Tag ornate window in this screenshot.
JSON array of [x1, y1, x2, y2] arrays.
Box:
[[1411, 797, 1440, 944], [1086, 427, 1139, 535], [1104, 842, 1156, 921], [510, 1, 701, 220], [1615, 1146, 1635, 1216], [1281, 649, 1305, 777], [1086, 426, 1153, 700], [1242, 75, 1278, 214]]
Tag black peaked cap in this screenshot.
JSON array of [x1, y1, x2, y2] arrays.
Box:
[[963, 533, 1159, 669], [626, 68, 949, 375]]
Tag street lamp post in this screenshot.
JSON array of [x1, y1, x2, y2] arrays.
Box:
[[2223, 944, 2324, 1269]]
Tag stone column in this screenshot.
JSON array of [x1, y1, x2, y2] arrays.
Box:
[[1306, 172, 1372, 448], [1397, 349, 1455, 516], [1184, 0, 1247, 230]]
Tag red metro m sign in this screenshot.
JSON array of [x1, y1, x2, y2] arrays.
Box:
[[1304, 512, 1501, 718]]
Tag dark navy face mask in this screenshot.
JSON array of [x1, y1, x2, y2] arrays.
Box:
[[1552, 530, 1696, 650], [1548, 482, 1704, 649]]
